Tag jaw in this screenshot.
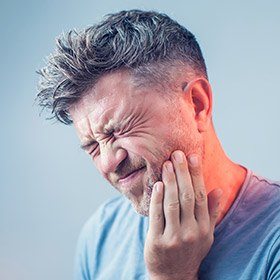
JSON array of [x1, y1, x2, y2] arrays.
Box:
[[114, 166, 156, 217], [129, 192, 151, 217], [114, 184, 151, 216]]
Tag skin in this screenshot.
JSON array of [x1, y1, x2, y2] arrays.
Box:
[[69, 69, 247, 279], [145, 152, 222, 279]]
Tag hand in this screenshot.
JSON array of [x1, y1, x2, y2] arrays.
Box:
[[144, 151, 222, 280]]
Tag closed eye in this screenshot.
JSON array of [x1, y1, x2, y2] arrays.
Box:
[[87, 134, 114, 156], [89, 144, 99, 156]]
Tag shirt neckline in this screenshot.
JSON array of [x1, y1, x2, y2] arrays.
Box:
[[214, 166, 252, 236]]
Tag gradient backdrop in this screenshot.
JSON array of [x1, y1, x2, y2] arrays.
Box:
[[1, 1, 279, 279]]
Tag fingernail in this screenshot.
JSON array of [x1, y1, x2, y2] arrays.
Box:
[[155, 182, 162, 192], [165, 161, 173, 172], [188, 154, 198, 166], [173, 151, 184, 163]]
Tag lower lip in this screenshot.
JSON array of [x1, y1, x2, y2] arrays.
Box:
[[118, 167, 146, 186]]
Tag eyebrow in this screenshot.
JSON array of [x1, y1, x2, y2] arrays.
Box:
[[80, 139, 97, 151], [79, 120, 126, 151]]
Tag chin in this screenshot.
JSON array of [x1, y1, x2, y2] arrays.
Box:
[[114, 164, 161, 217], [126, 184, 153, 217], [132, 199, 150, 217]]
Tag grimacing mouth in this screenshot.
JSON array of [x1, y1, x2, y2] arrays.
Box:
[[118, 166, 146, 182]]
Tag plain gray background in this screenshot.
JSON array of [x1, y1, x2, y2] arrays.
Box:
[[1, 1, 279, 279]]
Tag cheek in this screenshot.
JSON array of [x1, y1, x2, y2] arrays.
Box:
[[118, 135, 167, 163], [118, 136, 170, 178]]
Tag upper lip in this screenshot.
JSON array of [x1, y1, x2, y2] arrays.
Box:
[[118, 166, 145, 181]]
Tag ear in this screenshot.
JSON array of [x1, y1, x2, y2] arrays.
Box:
[[183, 78, 213, 132]]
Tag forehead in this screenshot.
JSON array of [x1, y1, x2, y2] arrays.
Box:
[[70, 71, 136, 116], [69, 71, 156, 138]]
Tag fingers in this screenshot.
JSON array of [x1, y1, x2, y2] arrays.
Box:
[[149, 182, 164, 236], [148, 151, 221, 239], [145, 151, 219, 279], [162, 161, 180, 233], [207, 188, 223, 231], [171, 151, 195, 225], [188, 154, 209, 223]]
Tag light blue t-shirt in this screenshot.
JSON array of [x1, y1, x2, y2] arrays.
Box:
[[74, 169, 280, 280]]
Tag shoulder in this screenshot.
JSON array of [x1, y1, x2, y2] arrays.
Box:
[[244, 170, 280, 201], [243, 171, 280, 234], [246, 170, 280, 210], [251, 172, 280, 189], [223, 170, 280, 235], [247, 172, 280, 206]]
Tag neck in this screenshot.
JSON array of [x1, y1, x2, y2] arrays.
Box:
[[202, 126, 247, 225]]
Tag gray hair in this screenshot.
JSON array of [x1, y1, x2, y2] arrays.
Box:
[[36, 9, 208, 125]]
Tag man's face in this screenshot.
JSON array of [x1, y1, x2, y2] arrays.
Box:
[[69, 71, 203, 216]]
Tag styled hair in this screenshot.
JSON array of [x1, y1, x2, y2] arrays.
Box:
[[36, 9, 208, 125]]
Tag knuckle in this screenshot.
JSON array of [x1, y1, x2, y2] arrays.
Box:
[[153, 212, 162, 223], [166, 236, 181, 250], [182, 232, 197, 244], [181, 192, 193, 203], [152, 238, 163, 250], [211, 209, 220, 220], [195, 189, 207, 205], [167, 200, 180, 211], [199, 225, 210, 238]]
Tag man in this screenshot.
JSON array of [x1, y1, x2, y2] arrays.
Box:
[[36, 10, 280, 280]]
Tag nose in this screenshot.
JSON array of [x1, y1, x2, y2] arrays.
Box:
[[97, 141, 127, 176]]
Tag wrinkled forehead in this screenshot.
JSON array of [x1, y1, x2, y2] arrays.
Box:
[[70, 93, 130, 133], [68, 71, 156, 140], [69, 90, 114, 123], [69, 71, 136, 120], [69, 67, 177, 123]]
